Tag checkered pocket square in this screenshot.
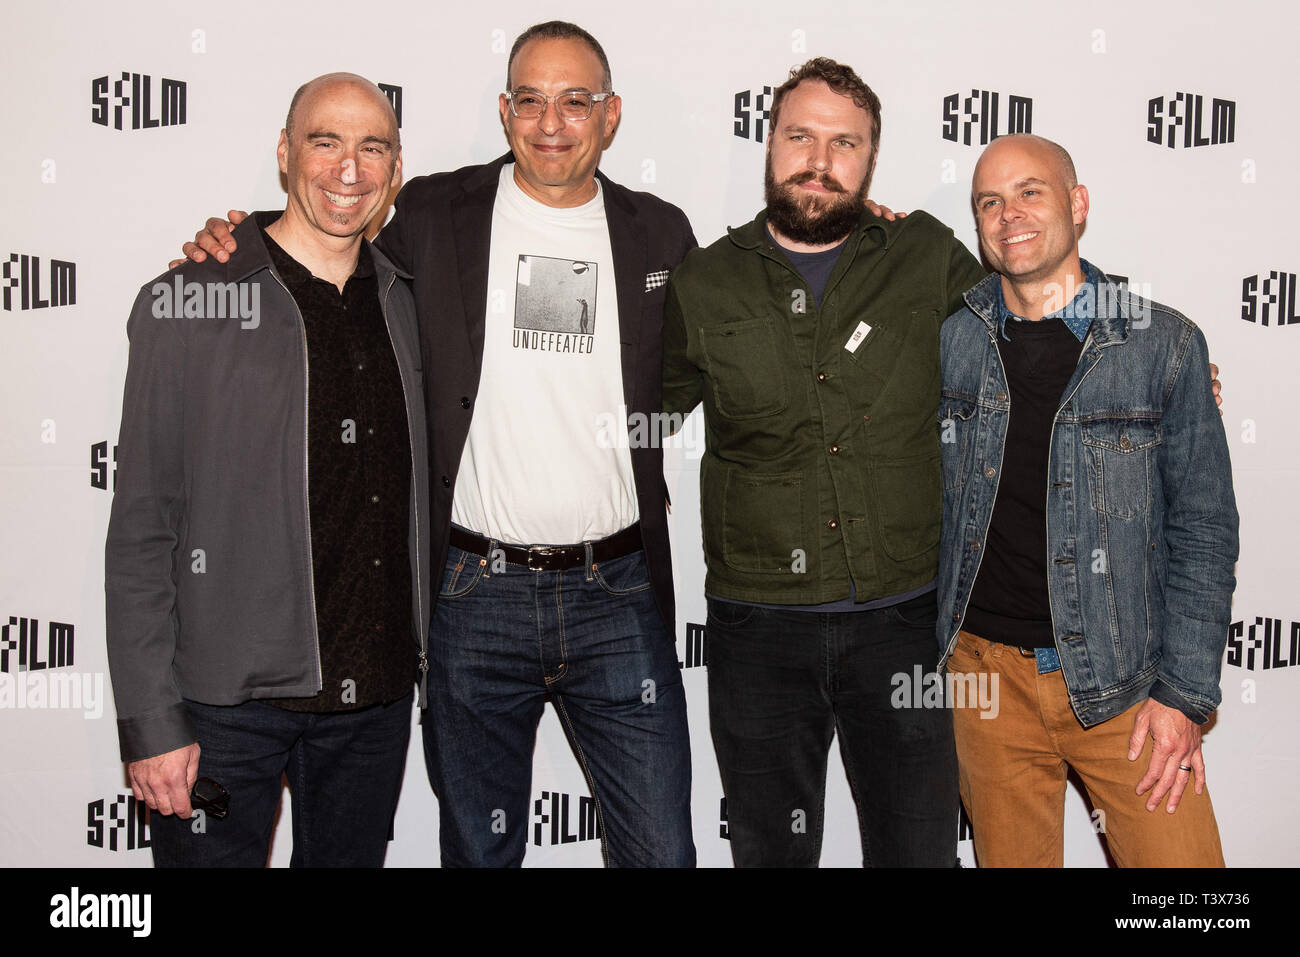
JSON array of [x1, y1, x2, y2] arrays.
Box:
[[645, 269, 670, 292]]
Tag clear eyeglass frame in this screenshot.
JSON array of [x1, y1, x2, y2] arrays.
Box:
[[503, 89, 615, 121]]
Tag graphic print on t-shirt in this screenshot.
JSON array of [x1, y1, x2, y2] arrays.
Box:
[[512, 254, 597, 354]]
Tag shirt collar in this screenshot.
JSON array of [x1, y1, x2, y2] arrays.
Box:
[[260, 222, 375, 288], [764, 225, 849, 264], [996, 258, 1102, 343]]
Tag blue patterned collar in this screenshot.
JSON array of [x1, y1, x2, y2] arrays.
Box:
[[997, 258, 1101, 343]]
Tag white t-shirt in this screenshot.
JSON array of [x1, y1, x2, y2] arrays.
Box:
[[449, 165, 639, 546]]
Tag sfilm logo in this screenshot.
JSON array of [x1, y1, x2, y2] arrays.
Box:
[[2, 254, 76, 311], [377, 83, 402, 128], [531, 790, 601, 846], [91, 441, 118, 491], [1147, 93, 1235, 148], [1, 615, 74, 673], [734, 85, 774, 143], [91, 72, 187, 130], [678, 622, 707, 669], [942, 89, 1033, 145], [1241, 272, 1299, 326], [87, 793, 151, 851], [1226, 616, 1299, 670]]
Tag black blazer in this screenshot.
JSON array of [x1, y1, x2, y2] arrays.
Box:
[[374, 153, 697, 635]]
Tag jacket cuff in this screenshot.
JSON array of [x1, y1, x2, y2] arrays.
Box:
[[1148, 679, 1212, 725], [117, 702, 197, 763]]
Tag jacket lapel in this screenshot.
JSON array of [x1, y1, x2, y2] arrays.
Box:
[[600, 171, 647, 413], [450, 156, 509, 379]]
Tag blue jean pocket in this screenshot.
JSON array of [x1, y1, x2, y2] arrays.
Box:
[[591, 552, 652, 596], [440, 547, 488, 598]]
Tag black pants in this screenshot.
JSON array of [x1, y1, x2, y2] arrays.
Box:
[[150, 693, 412, 867], [706, 591, 957, 867]]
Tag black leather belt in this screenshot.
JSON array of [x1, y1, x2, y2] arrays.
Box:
[[449, 523, 643, 572]]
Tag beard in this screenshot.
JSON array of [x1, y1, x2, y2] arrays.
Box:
[[764, 163, 869, 246]]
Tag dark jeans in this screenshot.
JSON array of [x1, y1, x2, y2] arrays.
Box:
[[422, 544, 694, 867], [149, 693, 412, 867], [706, 591, 957, 867]]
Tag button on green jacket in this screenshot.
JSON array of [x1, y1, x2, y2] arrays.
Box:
[[663, 209, 987, 605]]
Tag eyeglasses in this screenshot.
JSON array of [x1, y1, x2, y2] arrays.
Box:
[[504, 89, 615, 121]]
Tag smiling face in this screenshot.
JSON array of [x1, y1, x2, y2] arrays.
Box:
[[972, 135, 1088, 292], [764, 79, 875, 250], [277, 76, 401, 243], [500, 36, 620, 208]]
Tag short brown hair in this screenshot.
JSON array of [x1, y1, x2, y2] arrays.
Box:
[[769, 58, 882, 187], [507, 21, 612, 92]]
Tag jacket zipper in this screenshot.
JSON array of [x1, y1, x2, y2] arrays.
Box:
[[269, 270, 324, 693], [380, 272, 430, 707]]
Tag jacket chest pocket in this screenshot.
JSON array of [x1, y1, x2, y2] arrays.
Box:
[[842, 310, 938, 403], [1080, 418, 1161, 519], [700, 317, 789, 419], [938, 394, 979, 492]]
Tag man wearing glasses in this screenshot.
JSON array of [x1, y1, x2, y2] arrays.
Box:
[[184, 21, 696, 867], [403, 19, 696, 869]]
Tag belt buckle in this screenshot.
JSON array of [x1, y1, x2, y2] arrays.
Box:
[[527, 545, 557, 571]]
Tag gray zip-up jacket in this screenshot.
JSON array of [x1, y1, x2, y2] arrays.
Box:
[[105, 214, 430, 763]]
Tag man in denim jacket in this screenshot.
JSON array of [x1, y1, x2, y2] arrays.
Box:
[[937, 134, 1238, 866]]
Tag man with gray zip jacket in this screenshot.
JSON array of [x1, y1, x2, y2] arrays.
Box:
[[105, 73, 429, 867]]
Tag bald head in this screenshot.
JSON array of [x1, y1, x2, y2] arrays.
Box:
[[285, 73, 399, 147], [975, 134, 1076, 196]]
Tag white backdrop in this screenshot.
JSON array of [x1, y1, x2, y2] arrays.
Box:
[[2, 0, 1296, 868]]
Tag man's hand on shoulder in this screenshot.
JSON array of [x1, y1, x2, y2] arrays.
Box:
[[1128, 698, 1205, 814], [128, 742, 201, 818], [1210, 362, 1222, 413], [864, 198, 908, 221], [168, 210, 249, 269]]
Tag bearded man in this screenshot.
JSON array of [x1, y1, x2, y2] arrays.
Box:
[[662, 57, 987, 867]]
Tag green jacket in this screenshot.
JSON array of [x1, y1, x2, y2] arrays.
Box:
[[663, 208, 986, 604]]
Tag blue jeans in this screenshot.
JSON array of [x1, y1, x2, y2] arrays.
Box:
[[149, 694, 412, 867], [706, 591, 958, 867], [422, 543, 694, 867]]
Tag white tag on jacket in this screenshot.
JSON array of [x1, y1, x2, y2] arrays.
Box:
[[844, 321, 872, 353]]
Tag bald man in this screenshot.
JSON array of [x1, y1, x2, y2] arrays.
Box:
[[105, 73, 429, 867], [936, 134, 1237, 866]]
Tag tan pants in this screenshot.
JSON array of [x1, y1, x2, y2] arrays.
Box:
[[948, 631, 1224, 867]]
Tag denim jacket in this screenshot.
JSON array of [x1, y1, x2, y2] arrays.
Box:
[[936, 266, 1239, 726]]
